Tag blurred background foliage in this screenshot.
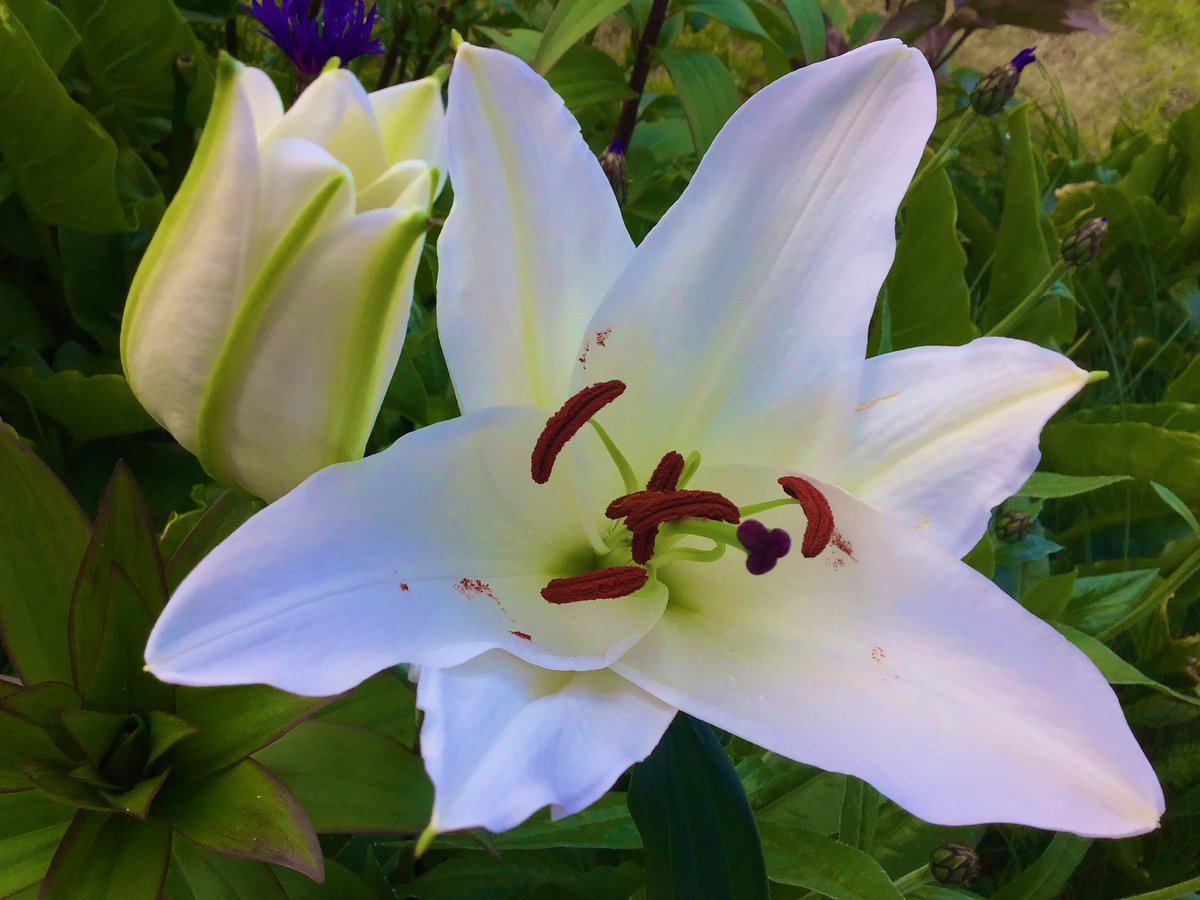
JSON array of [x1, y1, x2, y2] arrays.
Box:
[[3, 0, 1200, 897]]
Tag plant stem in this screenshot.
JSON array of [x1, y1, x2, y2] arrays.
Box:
[[610, 0, 670, 151], [378, 16, 407, 87], [224, 15, 238, 57], [985, 260, 1070, 337], [930, 28, 973, 71], [892, 865, 933, 894]]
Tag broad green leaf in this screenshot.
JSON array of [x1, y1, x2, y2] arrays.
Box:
[[548, 44, 637, 111], [164, 490, 263, 591], [0, 369, 157, 444], [1166, 356, 1200, 403], [276, 861, 377, 900], [992, 832, 1091, 900], [58, 708, 131, 771], [316, 670, 416, 745], [166, 836, 290, 900], [0, 792, 73, 896], [758, 822, 903, 900], [1120, 875, 1200, 900], [436, 793, 640, 851], [254, 721, 431, 833], [886, 157, 977, 349], [838, 778, 879, 853], [679, 0, 769, 37], [781, 0, 825, 63], [1054, 624, 1200, 708], [171, 685, 328, 778], [1019, 571, 1077, 621], [21, 759, 110, 811], [154, 759, 322, 880], [628, 714, 770, 900], [1016, 472, 1133, 499], [472, 25, 540, 61], [41, 811, 172, 900], [0, 7, 132, 232], [58, 0, 213, 129], [146, 710, 198, 766], [982, 105, 1070, 344], [1062, 569, 1160, 639], [1152, 480, 1200, 535], [0, 705, 66, 790], [0, 423, 90, 683], [657, 47, 739, 157], [405, 854, 640, 899], [532, 0, 631, 74], [58, 228, 130, 354], [7, 0, 79, 72], [69, 464, 173, 714]]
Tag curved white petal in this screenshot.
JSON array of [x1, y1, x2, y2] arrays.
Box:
[[370, 76, 446, 190], [122, 57, 268, 450], [146, 408, 667, 695], [614, 466, 1164, 837], [438, 44, 634, 413], [201, 207, 424, 500], [418, 651, 674, 833], [579, 41, 935, 478], [267, 68, 389, 189], [841, 338, 1089, 557], [357, 159, 433, 211]]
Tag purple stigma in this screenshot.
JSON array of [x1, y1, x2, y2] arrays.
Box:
[[737, 520, 792, 576], [1010, 47, 1037, 72], [243, 0, 384, 76]]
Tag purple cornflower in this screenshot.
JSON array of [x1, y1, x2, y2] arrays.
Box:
[[1010, 47, 1037, 72], [243, 0, 384, 76]]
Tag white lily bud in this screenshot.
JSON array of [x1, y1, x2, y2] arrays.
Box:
[[121, 55, 445, 501]]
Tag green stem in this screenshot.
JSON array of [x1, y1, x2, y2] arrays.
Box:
[[907, 111, 977, 198], [984, 260, 1070, 337], [739, 498, 795, 517], [892, 865, 933, 894], [589, 420, 639, 494]]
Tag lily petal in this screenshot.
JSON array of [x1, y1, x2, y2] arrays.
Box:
[[580, 41, 935, 477], [357, 159, 434, 211], [370, 76, 446, 189], [438, 44, 634, 413], [841, 337, 1089, 557], [614, 466, 1164, 837], [146, 408, 667, 694], [122, 57, 271, 449], [419, 651, 675, 833]]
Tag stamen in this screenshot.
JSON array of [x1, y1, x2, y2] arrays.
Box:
[[531, 380, 626, 484], [622, 490, 740, 533], [647, 451, 685, 491], [631, 530, 657, 565], [541, 566, 648, 604], [737, 519, 792, 575], [777, 476, 835, 558], [606, 490, 651, 520]]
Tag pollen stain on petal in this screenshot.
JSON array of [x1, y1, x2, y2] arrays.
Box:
[[871, 645, 886, 664], [455, 578, 498, 603], [831, 530, 855, 559], [913, 515, 931, 530], [511, 630, 532, 641], [594, 328, 612, 348], [399, 582, 410, 592], [855, 391, 901, 412]]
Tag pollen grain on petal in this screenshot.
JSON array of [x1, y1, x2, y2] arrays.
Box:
[[531, 380, 627, 484], [855, 391, 901, 412], [541, 566, 649, 604], [511, 630, 532, 641], [778, 476, 835, 558], [622, 489, 740, 533]]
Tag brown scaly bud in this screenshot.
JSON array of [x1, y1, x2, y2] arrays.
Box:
[[994, 510, 1033, 543], [929, 842, 982, 887], [599, 140, 628, 206], [1061, 216, 1108, 266], [970, 47, 1036, 117]]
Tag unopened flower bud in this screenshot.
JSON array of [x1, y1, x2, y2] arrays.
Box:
[[1061, 217, 1108, 266], [970, 47, 1036, 117], [930, 842, 981, 886], [995, 510, 1033, 543], [599, 140, 628, 205]]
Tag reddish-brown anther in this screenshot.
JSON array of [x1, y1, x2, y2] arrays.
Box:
[[622, 489, 740, 533], [531, 380, 627, 484], [541, 566, 649, 604], [647, 451, 685, 491], [606, 491, 651, 520], [778, 476, 835, 558]]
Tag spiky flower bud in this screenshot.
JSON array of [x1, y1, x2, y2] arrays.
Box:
[[1061, 217, 1108, 266], [599, 140, 628, 206], [970, 47, 1036, 117], [995, 510, 1032, 543], [930, 842, 982, 886]]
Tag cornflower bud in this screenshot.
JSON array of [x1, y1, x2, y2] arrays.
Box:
[[599, 140, 628, 205], [1061, 216, 1108, 266], [995, 510, 1033, 543], [970, 47, 1036, 117], [929, 842, 982, 886]]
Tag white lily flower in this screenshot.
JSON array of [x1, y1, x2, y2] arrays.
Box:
[[145, 41, 1164, 839], [122, 56, 445, 501]]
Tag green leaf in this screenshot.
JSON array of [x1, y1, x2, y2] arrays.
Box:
[[21, 758, 110, 811], [992, 832, 1091, 900], [7, 0, 79, 72], [254, 721, 431, 833], [885, 157, 977, 350], [1165, 356, 1200, 403], [69, 463, 173, 714], [657, 47, 739, 157], [1054, 624, 1200, 707], [532, 0, 631, 74], [154, 759, 322, 880], [837, 778, 879, 853], [171, 685, 328, 778], [316, 670, 416, 746], [759, 822, 903, 900], [405, 854, 640, 900], [41, 811, 172, 900], [1062, 569, 1160, 639], [1120, 875, 1200, 900], [1016, 472, 1133, 499], [628, 714, 770, 900], [0, 705, 67, 790], [0, 791, 74, 897], [1020, 571, 1077, 621], [58, 228, 131, 354], [0, 424, 90, 683], [435, 793, 641, 851], [679, 0, 769, 37], [0, 7, 133, 232], [548, 44, 637, 112], [982, 106, 1069, 344], [164, 490, 263, 591], [166, 836, 290, 900], [1152, 480, 1200, 535], [58, 708, 131, 771], [146, 710, 198, 766], [57, 0, 213, 128], [781, 0, 825, 63], [0, 369, 157, 444]]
